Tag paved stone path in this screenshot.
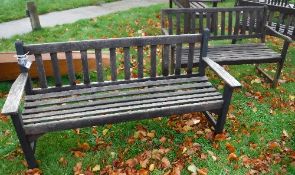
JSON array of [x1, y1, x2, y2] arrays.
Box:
[[0, 0, 166, 39]]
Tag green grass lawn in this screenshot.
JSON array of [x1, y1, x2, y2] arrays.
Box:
[[0, 0, 117, 23], [0, 1, 295, 175]]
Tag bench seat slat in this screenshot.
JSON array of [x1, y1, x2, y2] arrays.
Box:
[[179, 43, 281, 66], [23, 92, 222, 124], [23, 87, 218, 118], [21, 76, 223, 135], [25, 75, 208, 101], [23, 99, 223, 135], [24, 78, 211, 108]]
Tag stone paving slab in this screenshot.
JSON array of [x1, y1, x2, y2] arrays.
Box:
[[0, 0, 166, 39]]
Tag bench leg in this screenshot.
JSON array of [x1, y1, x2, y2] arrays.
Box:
[[215, 85, 233, 134], [272, 61, 284, 88], [11, 114, 38, 169]]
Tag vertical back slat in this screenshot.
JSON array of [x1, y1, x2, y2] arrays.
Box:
[[206, 12, 211, 30], [123, 47, 131, 80], [191, 12, 196, 34], [175, 43, 182, 75], [256, 10, 262, 34], [50, 53, 62, 87], [241, 10, 248, 34], [168, 15, 173, 35], [150, 45, 157, 78], [221, 11, 225, 35], [162, 44, 170, 76], [34, 54, 47, 88], [284, 15, 293, 35], [268, 11, 274, 26], [110, 48, 117, 81], [213, 12, 218, 36], [176, 13, 181, 35], [276, 13, 284, 31], [137, 46, 144, 79], [65, 51, 76, 86], [234, 10, 241, 36], [187, 43, 195, 75], [228, 11, 233, 35], [95, 49, 104, 82], [249, 10, 255, 35], [199, 12, 204, 33], [80, 50, 90, 85]]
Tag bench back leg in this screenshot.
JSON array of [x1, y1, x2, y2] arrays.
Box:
[[11, 113, 38, 169]]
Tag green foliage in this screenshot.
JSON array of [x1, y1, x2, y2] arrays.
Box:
[[0, 0, 117, 23]]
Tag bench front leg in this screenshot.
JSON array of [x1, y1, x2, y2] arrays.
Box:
[[11, 112, 38, 169], [215, 85, 234, 133]]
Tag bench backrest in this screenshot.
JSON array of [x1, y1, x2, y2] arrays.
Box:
[[161, 6, 267, 41], [172, 0, 221, 8], [16, 34, 207, 94], [237, 0, 295, 39]]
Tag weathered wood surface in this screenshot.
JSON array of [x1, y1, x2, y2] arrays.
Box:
[[26, 1, 41, 30], [179, 43, 281, 66], [1, 73, 28, 115], [236, 0, 295, 40], [203, 57, 241, 88], [162, 6, 266, 39], [171, 0, 220, 8], [6, 33, 241, 168]]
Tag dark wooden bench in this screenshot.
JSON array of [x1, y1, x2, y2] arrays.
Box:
[[236, 0, 295, 40], [1, 33, 241, 168], [170, 0, 221, 8], [161, 6, 292, 87]]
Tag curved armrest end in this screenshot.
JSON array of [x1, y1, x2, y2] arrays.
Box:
[[1, 73, 28, 115], [203, 57, 242, 88]]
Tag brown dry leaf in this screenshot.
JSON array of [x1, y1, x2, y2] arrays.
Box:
[[138, 169, 149, 175], [59, 157, 68, 167], [0, 114, 9, 123], [268, 141, 280, 150], [159, 137, 167, 143], [197, 168, 208, 175], [126, 158, 137, 168], [78, 142, 90, 151], [228, 153, 239, 162], [161, 157, 171, 169], [226, 143, 236, 153], [25, 168, 42, 175], [73, 162, 83, 175], [214, 133, 227, 141], [147, 132, 155, 138], [73, 151, 85, 158]]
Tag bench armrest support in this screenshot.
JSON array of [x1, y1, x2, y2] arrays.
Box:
[[1, 73, 28, 115], [203, 57, 242, 89], [265, 25, 293, 43]]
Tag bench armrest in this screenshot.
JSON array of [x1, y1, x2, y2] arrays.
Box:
[[1, 73, 28, 115], [265, 25, 293, 43], [203, 57, 242, 89]]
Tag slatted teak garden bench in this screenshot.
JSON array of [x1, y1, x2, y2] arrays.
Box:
[[1, 33, 241, 169], [161, 6, 293, 87], [236, 0, 295, 40]]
